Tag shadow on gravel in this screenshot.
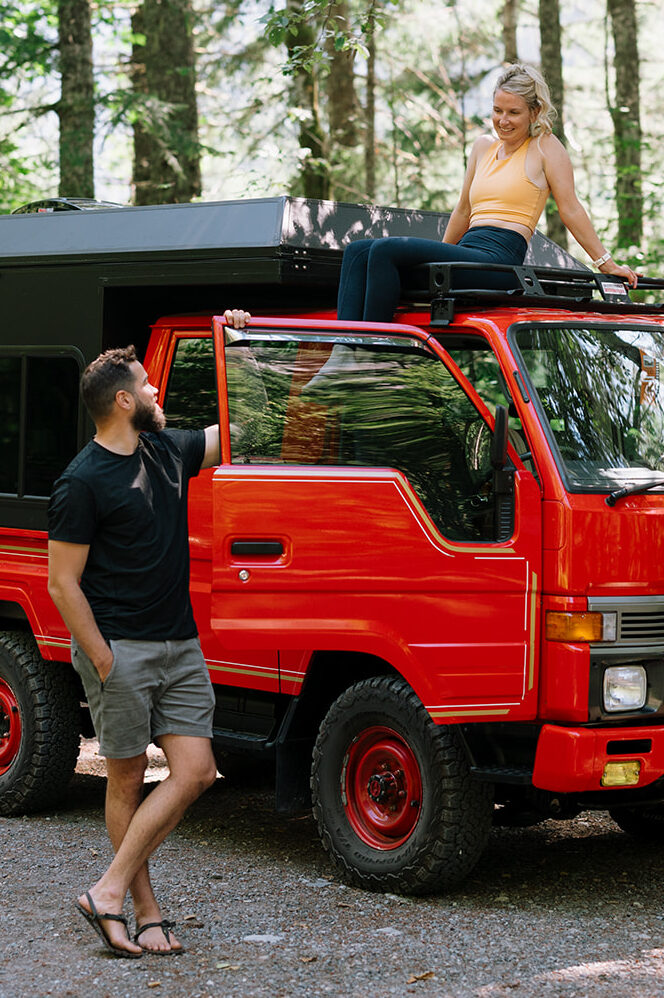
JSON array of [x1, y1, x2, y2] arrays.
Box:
[[57, 756, 328, 879], [55, 748, 664, 913]]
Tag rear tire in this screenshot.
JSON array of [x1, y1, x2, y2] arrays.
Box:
[[311, 675, 493, 895], [609, 804, 664, 841], [0, 631, 80, 816]]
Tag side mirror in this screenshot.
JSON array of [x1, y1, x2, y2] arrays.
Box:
[[491, 404, 509, 470]]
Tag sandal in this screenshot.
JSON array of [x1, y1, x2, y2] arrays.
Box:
[[75, 891, 142, 959], [134, 918, 184, 955]]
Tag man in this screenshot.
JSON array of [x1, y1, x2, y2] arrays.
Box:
[[48, 309, 250, 957]]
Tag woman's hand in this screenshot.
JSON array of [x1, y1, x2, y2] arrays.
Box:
[[599, 259, 640, 289]]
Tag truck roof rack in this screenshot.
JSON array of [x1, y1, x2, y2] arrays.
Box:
[[400, 261, 664, 325]]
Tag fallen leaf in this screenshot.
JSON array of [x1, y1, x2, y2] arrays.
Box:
[[147, 982, 161, 989], [300, 956, 317, 964], [216, 963, 231, 969], [336, 902, 352, 909], [407, 971, 435, 983], [183, 914, 204, 927]]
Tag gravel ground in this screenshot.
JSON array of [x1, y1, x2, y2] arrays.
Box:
[[1, 738, 664, 998]]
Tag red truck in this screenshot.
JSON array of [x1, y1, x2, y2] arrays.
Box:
[[2, 197, 664, 895]]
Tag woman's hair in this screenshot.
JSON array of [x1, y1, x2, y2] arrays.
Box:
[[494, 63, 556, 136]]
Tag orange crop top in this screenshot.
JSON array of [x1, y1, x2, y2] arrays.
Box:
[[469, 138, 550, 234]]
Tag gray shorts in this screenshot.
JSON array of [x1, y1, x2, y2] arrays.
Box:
[[71, 637, 215, 759]]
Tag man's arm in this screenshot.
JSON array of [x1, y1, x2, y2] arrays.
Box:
[[47, 540, 114, 681], [202, 424, 220, 468]]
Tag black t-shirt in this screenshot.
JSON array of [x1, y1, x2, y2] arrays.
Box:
[[48, 429, 206, 641]]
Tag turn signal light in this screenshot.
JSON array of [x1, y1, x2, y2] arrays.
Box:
[[601, 761, 641, 787], [545, 611, 616, 642]]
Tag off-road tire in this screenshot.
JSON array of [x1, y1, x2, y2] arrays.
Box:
[[311, 675, 493, 895], [0, 631, 80, 816], [609, 804, 664, 842]]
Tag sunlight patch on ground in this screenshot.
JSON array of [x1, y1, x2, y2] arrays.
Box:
[[475, 950, 664, 994], [76, 737, 170, 782]]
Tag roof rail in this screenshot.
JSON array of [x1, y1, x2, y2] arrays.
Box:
[[400, 261, 664, 326]]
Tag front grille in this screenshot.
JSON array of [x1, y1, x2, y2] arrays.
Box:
[[619, 609, 664, 643], [588, 596, 664, 647]]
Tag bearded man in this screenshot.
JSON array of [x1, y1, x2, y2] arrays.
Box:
[[47, 312, 249, 958]]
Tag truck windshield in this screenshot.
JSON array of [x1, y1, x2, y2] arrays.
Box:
[[513, 324, 664, 492]]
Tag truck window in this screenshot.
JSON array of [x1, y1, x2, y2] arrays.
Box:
[[163, 336, 218, 430], [225, 334, 505, 542], [513, 323, 664, 493], [0, 353, 79, 497], [443, 333, 536, 477]]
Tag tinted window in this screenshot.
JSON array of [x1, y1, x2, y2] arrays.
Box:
[[225, 335, 505, 542], [25, 357, 80, 496], [0, 358, 21, 493], [163, 337, 217, 430], [0, 354, 80, 498]]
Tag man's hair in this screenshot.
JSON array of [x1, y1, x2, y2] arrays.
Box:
[[80, 345, 138, 423]]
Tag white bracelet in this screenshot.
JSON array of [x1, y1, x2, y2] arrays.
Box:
[[592, 251, 612, 268]]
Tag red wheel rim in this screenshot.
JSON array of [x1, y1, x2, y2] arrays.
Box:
[[0, 678, 22, 776], [342, 725, 422, 850]]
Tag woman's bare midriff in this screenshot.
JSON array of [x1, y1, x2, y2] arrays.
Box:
[[469, 219, 532, 242]]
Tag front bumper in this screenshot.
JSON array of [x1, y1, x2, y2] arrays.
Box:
[[533, 722, 664, 793]]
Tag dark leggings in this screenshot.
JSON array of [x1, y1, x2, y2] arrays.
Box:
[[336, 226, 528, 322]]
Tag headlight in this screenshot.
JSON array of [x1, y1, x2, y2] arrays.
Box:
[[603, 665, 647, 712]]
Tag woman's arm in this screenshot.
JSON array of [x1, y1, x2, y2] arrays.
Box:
[[443, 137, 489, 244], [541, 134, 639, 287]]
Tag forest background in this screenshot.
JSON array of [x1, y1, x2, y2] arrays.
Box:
[[0, 0, 660, 271]]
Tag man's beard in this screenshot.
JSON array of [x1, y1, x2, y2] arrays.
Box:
[[131, 395, 166, 433]]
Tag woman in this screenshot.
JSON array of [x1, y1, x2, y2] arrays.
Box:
[[337, 63, 639, 322]]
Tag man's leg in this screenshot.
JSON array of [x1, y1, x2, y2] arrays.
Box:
[[78, 736, 216, 953], [105, 752, 171, 953]]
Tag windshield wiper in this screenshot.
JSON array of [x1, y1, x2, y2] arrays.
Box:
[[605, 477, 664, 506]]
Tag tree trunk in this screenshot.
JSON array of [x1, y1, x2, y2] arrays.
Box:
[[325, 0, 357, 148], [538, 0, 568, 249], [364, 0, 376, 201], [130, 0, 201, 205], [502, 0, 519, 64], [607, 0, 642, 248], [285, 0, 330, 199], [57, 0, 94, 198]]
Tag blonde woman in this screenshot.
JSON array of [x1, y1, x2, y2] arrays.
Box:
[[337, 62, 638, 322]]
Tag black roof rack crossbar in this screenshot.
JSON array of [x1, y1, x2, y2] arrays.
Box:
[[398, 261, 664, 325]]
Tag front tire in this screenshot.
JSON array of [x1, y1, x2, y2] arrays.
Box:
[[311, 676, 493, 895], [0, 632, 80, 816]]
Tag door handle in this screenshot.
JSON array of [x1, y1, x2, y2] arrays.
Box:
[[230, 540, 284, 557]]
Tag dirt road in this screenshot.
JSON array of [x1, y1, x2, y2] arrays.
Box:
[[1, 739, 664, 998]]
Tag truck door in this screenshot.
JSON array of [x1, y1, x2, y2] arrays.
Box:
[[211, 318, 542, 722], [159, 328, 279, 693]]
